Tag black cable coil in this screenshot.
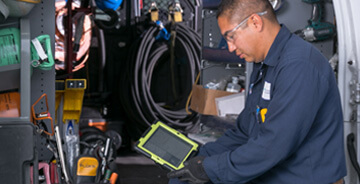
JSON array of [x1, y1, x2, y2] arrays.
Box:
[[119, 22, 201, 135]]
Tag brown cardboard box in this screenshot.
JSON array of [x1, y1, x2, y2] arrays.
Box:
[[0, 92, 20, 117], [190, 84, 235, 116]]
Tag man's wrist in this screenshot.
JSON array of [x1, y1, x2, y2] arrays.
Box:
[[167, 156, 210, 184], [188, 156, 210, 182]]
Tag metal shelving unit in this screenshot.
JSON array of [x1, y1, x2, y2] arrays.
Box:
[[0, 1, 55, 183], [0, 18, 35, 184], [0, 18, 32, 120], [27, 0, 56, 162]]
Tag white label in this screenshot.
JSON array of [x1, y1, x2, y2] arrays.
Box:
[[31, 38, 48, 61], [262, 81, 271, 100]]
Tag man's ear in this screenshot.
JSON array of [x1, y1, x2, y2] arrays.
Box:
[[249, 14, 264, 32]]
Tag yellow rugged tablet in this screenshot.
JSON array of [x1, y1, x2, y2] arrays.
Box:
[[135, 121, 199, 170]]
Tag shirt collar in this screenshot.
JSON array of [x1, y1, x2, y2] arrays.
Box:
[[263, 25, 292, 67]]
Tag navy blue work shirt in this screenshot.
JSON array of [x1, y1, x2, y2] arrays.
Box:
[[198, 25, 347, 184]]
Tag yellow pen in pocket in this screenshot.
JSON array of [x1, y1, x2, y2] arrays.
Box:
[[260, 108, 267, 123]]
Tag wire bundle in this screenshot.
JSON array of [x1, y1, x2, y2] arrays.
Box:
[[120, 22, 201, 133]]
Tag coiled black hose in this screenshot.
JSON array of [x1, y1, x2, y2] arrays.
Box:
[[119, 23, 201, 135]]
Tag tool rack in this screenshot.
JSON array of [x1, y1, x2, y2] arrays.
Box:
[[0, 1, 55, 184]]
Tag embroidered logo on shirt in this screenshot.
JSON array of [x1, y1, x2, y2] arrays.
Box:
[[262, 81, 271, 100]]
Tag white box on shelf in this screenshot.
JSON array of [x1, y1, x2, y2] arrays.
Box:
[[215, 92, 245, 117]]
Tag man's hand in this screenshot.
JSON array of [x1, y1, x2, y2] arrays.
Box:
[[167, 156, 210, 184]]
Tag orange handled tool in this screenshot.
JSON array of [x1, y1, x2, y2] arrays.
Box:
[[31, 93, 55, 136]]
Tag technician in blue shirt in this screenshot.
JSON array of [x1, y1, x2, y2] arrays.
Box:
[[168, 0, 347, 183]]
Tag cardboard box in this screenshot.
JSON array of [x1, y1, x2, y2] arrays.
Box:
[[190, 84, 235, 116], [0, 92, 20, 117]]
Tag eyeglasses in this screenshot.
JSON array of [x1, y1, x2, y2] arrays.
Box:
[[223, 11, 267, 43]]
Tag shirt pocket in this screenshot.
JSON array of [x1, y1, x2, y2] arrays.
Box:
[[248, 100, 270, 136]]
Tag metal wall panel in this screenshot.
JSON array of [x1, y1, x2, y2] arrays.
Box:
[[276, 0, 335, 60], [334, 0, 360, 183], [25, 1, 56, 161]]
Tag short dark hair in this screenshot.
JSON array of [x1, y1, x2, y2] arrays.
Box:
[[217, 0, 277, 23]]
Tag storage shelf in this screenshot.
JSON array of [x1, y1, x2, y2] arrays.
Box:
[[0, 18, 19, 29], [0, 18, 30, 120], [0, 18, 34, 184], [0, 117, 31, 123], [0, 1, 55, 183], [0, 64, 20, 72]]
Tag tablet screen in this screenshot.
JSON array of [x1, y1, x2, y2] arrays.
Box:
[[143, 126, 193, 167], [136, 121, 199, 170]]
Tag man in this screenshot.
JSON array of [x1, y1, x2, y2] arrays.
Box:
[[168, 0, 347, 183]]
